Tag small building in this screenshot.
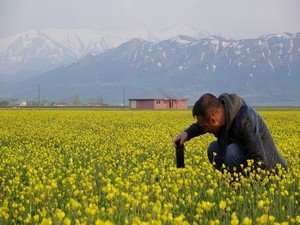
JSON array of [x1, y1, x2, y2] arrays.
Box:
[[54, 101, 69, 107], [14, 100, 27, 107], [129, 89, 188, 109]]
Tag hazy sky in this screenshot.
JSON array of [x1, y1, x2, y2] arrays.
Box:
[[0, 0, 299, 39]]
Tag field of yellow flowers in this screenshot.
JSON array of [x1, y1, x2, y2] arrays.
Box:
[[0, 109, 299, 225]]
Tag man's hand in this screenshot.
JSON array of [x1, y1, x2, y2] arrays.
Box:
[[173, 131, 188, 147]]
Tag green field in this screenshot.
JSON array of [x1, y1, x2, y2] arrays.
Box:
[[0, 109, 299, 224]]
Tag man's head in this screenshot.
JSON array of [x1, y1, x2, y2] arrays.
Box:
[[192, 93, 225, 135]]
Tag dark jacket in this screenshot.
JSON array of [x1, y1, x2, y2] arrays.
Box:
[[185, 93, 287, 170]]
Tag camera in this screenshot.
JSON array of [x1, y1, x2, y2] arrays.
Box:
[[175, 142, 185, 168]]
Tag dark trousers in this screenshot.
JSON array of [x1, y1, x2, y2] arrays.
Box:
[[207, 141, 247, 173]]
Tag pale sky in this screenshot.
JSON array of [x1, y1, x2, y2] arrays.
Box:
[[0, 0, 299, 39]]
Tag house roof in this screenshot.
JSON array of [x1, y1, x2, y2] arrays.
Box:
[[129, 89, 188, 100]]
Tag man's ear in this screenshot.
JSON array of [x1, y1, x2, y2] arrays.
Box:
[[209, 116, 216, 125]]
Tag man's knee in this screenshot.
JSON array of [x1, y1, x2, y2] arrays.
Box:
[[225, 143, 246, 167], [207, 141, 219, 162]]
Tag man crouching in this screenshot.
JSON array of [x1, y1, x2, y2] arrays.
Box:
[[173, 93, 287, 174]]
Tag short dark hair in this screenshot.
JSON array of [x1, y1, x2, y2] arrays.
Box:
[[192, 93, 222, 117]]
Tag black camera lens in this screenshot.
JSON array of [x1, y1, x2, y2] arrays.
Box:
[[176, 142, 185, 168]]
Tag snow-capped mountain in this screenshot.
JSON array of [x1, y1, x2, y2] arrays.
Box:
[[0, 29, 127, 76], [0, 30, 75, 76], [0, 25, 208, 77], [156, 24, 210, 40], [3, 32, 299, 105]]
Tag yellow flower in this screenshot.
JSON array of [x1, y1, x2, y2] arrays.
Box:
[[174, 213, 185, 223], [296, 216, 300, 223], [257, 214, 268, 224], [85, 204, 98, 216], [64, 218, 71, 225], [219, 200, 227, 210], [40, 218, 52, 225], [242, 217, 252, 225], [95, 219, 114, 225], [199, 201, 215, 211], [206, 189, 214, 196], [209, 219, 220, 225], [55, 209, 65, 221], [24, 215, 32, 224], [268, 215, 275, 222], [231, 212, 239, 225], [33, 215, 40, 222], [257, 200, 264, 209]]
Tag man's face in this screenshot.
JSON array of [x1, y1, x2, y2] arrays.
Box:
[[196, 114, 222, 135]]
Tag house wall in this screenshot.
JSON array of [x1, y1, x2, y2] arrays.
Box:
[[136, 100, 155, 109], [172, 100, 188, 109], [153, 100, 169, 109], [130, 100, 137, 109], [130, 99, 188, 109]]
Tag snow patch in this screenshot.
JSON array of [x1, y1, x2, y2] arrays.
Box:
[[274, 33, 291, 40], [200, 52, 205, 61], [212, 64, 216, 72], [268, 60, 275, 72], [191, 41, 199, 47], [170, 36, 192, 46], [288, 39, 294, 53], [234, 50, 242, 55], [221, 42, 230, 48], [211, 40, 219, 54]]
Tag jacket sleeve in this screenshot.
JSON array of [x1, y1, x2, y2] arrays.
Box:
[[184, 123, 205, 141], [240, 116, 267, 169]]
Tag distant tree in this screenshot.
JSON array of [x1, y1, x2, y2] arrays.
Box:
[[71, 93, 82, 106], [0, 100, 10, 106], [86, 97, 104, 106]]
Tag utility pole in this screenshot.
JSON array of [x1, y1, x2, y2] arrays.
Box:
[[38, 84, 41, 107], [123, 87, 126, 110]]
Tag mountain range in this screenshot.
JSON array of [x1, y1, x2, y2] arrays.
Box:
[[0, 25, 208, 77], [0, 28, 299, 105]]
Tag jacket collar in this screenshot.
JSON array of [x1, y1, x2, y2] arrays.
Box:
[[218, 93, 243, 132]]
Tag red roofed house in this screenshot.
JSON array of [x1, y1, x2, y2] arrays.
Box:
[[129, 89, 188, 109]]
